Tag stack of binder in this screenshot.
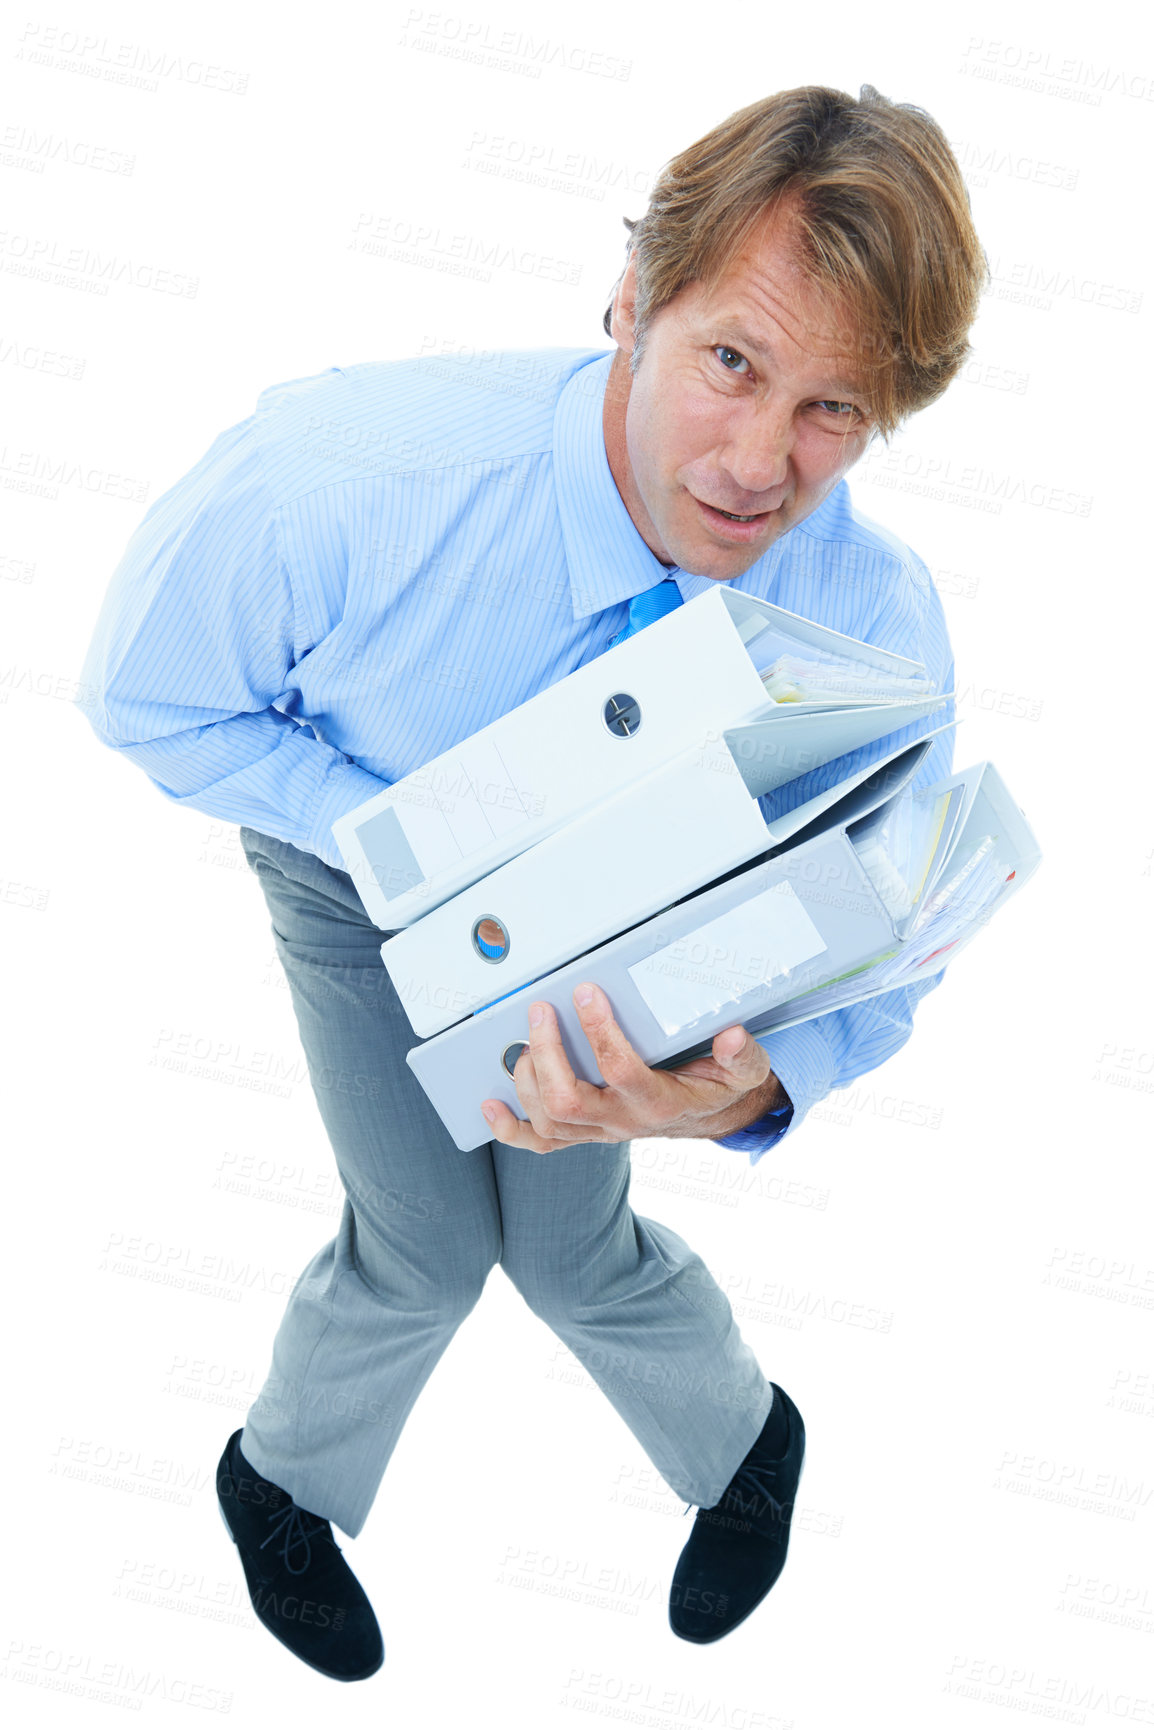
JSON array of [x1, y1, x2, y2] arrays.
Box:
[[332, 585, 1041, 1151]]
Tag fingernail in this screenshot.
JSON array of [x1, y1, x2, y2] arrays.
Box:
[[574, 984, 594, 1007], [481, 1104, 496, 1123], [529, 1004, 544, 1027]]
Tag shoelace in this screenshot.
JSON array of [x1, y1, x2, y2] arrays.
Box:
[[724, 1456, 788, 1520], [259, 1501, 336, 1575]]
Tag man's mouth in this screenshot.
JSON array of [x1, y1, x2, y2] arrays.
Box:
[[690, 493, 785, 542], [696, 497, 779, 524]]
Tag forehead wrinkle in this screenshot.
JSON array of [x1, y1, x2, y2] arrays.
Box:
[[699, 287, 863, 398], [705, 204, 863, 385]]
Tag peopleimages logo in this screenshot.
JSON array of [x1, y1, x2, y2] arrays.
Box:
[[397, 10, 633, 81], [0, 228, 198, 297], [858, 448, 1093, 517], [348, 212, 582, 286], [0, 336, 85, 379], [985, 254, 1142, 314], [15, 21, 249, 94], [944, 1654, 1154, 1724], [960, 37, 1154, 105], [461, 130, 652, 199], [0, 121, 135, 175], [0, 446, 148, 501], [949, 136, 1080, 190]]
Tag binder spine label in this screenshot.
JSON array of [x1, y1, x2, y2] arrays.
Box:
[[626, 881, 828, 1036], [355, 807, 425, 902]]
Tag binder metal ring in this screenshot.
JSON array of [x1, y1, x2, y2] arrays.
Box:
[[472, 915, 510, 962], [501, 1041, 529, 1077], [602, 693, 642, 737]]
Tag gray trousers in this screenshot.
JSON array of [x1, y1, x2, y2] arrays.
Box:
[[237, 827, 773, 1537]]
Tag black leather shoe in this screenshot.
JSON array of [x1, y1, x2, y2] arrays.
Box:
[[216, 1429, 383, 1681], [669, 1382, 805, 1643]]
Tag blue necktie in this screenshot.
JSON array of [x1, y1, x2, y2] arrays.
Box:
[[607, 576, 683, 648]]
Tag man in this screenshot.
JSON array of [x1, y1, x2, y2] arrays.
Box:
[[77, 85, 985, 1679]]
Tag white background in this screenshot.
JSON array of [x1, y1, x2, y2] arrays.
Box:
[[2, 0, 1151, 1725]]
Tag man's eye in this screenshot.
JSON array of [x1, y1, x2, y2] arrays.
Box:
[[714, 346, 750, 375]]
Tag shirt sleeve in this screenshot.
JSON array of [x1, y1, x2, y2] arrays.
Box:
[[714, 546, 956, 1162], [74, 412, 386, 868]]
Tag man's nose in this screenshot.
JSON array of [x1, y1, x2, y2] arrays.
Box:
[[721, 403, 792, 496]]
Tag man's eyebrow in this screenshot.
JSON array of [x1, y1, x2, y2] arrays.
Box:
[[707, 315, 866, 398]]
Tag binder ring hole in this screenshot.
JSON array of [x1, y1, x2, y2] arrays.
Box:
[[472, 916, 510, 963], [501, 1041, 529, 1077], [602, 692, 642, 738]]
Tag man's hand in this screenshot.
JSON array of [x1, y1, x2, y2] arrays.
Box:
[[480, 981, 788, 1153]]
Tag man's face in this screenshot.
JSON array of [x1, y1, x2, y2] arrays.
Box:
[[603, 207, 877, 581]]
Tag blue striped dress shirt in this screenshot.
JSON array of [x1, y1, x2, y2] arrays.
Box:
[[76, 346, 956, 1163]]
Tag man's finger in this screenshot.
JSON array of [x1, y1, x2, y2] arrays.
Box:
[[572, 982, 658, 1100], [508, 1046, 573, 1141], [481, 1094, 560, 1152], [711, 1025, 774, 1087], [480, 1093, 606, 1154], [480, 1096, 541, 1148], [524, 998, 606, 1125], [486, 1046, 609, 1147]]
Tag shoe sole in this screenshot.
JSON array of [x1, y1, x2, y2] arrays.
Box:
[[217, 1482, 383, 1682]]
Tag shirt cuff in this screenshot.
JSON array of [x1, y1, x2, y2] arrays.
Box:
[[712, 1018, 837, 1163]]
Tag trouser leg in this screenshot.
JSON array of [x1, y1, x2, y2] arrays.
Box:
[[494, 1142, 773, 1510], [234, 828, 502, 1538]]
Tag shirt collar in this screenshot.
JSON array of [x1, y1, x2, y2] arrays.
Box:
[[553, 352, 687, 621]]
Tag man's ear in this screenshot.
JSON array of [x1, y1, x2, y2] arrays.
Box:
[[608, 252, 639, 356]]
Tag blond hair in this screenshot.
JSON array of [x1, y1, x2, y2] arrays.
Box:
[[603, 85, 987, 437]]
